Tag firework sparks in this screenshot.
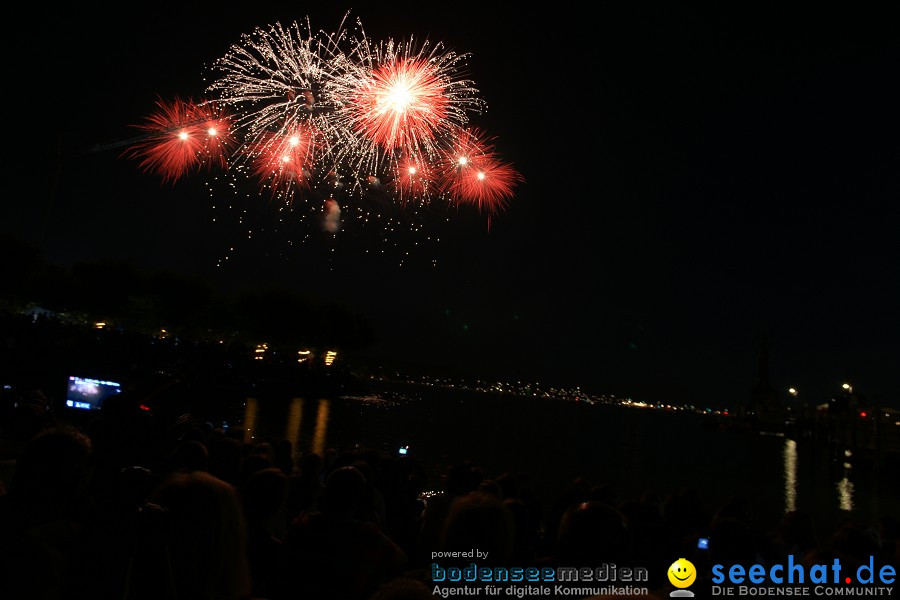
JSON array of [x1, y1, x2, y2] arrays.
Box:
[[390, 152, 435, 202], [206, 18, 352, 164], [125, 97, 234, 183], [349, 58, 450, 151], [126, 97, 201, 182], [249, 125, 319, 194], [193, 102, 236, 171], [445, 155, 523, 215], [333, 32, 485, 180], [128, 14, 522, 231]]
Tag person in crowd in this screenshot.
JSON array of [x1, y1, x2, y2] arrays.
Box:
[[271, 465, 408, 600]]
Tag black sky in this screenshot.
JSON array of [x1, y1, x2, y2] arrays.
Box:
[[4, 3, 899, 408]]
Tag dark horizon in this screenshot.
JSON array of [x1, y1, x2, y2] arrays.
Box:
[[3, 3, 898, 408]]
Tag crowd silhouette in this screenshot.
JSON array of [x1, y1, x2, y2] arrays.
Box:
[[1, 314, 898, 599]]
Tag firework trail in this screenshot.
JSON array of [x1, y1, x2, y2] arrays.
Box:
[[128, 14, 521, 227]]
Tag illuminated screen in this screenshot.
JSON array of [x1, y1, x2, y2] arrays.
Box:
[[65, 376, 122, 410]]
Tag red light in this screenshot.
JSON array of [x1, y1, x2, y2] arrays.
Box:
[[859, 411, 867, 418], [723, 410, 729, 415], [139, 404, 151, 412]]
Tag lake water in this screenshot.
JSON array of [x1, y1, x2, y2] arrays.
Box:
[[218, 384, 900, 535]]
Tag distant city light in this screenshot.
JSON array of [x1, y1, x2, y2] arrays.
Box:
[[324, 350, 337, 366]]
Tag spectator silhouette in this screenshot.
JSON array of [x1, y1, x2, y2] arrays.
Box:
[[440, 491, 515, 567], [241, 466, 289, 598], [126, 470, 251, 600], [553, 501, 633, 566], [416, 460, 483, 566], [272, 465, 408, 600], [286, 451, 325, 518], [0, 426, 94, 599]]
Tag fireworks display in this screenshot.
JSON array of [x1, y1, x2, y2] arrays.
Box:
[[126, 14, 522, 232]]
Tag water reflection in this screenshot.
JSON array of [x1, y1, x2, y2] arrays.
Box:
[[285, 398, 304, 465], [312, 398, 331, 456], [243, 397, 258, 444], [783, 439, 798, 513], [837, 476, 855, 512]]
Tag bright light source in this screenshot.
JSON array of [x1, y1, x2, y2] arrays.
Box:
[[208, 128, 218, 136], [384, 80, 413, 113], [179, 131, 189, 140], [255, 343, 268, 360]]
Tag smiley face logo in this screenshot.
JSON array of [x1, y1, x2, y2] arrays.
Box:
[[668, 558, 696, 588]]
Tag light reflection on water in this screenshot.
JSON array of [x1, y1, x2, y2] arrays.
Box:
[[234, 391, 895, 526], [242, 397, 258, 444], [285, 398, 304, 465], [837, 476, 855, 512], [311, 398, 331, 457], [783, 439, 798, 513]]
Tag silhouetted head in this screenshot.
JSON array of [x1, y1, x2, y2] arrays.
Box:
[[831, 521, 880, 568], [778, 510, 817, 552], [11, 426, 93, 512], [441, 491, 515, 565], [496, 472, 519, 499], [151, 471, 251, 599], [240, 453, 273, 485], [300, 452, 324, 478], [241, 466, 288, 524], [324, 465, 367, 516], [708, 516, 756, 565], [478, 479, 502, 497], [557, 501, 632, 564], [170, 440, 209, 473]]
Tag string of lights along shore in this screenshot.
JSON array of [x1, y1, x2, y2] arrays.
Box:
[[125, 13, 523, 237]]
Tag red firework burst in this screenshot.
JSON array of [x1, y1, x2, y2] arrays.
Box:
[[352, 58, 449, 151], [127, 97, 203, 183], [390, 153, 434, 201], [250, 125, 318, 193], [126, 97, 233, 182], [436, 127, 497, 184], [193, 103, 235, 170], [444, 155, 523, 215]]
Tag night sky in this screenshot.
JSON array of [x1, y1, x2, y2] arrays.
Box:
[[4, 3, 898, 408]]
